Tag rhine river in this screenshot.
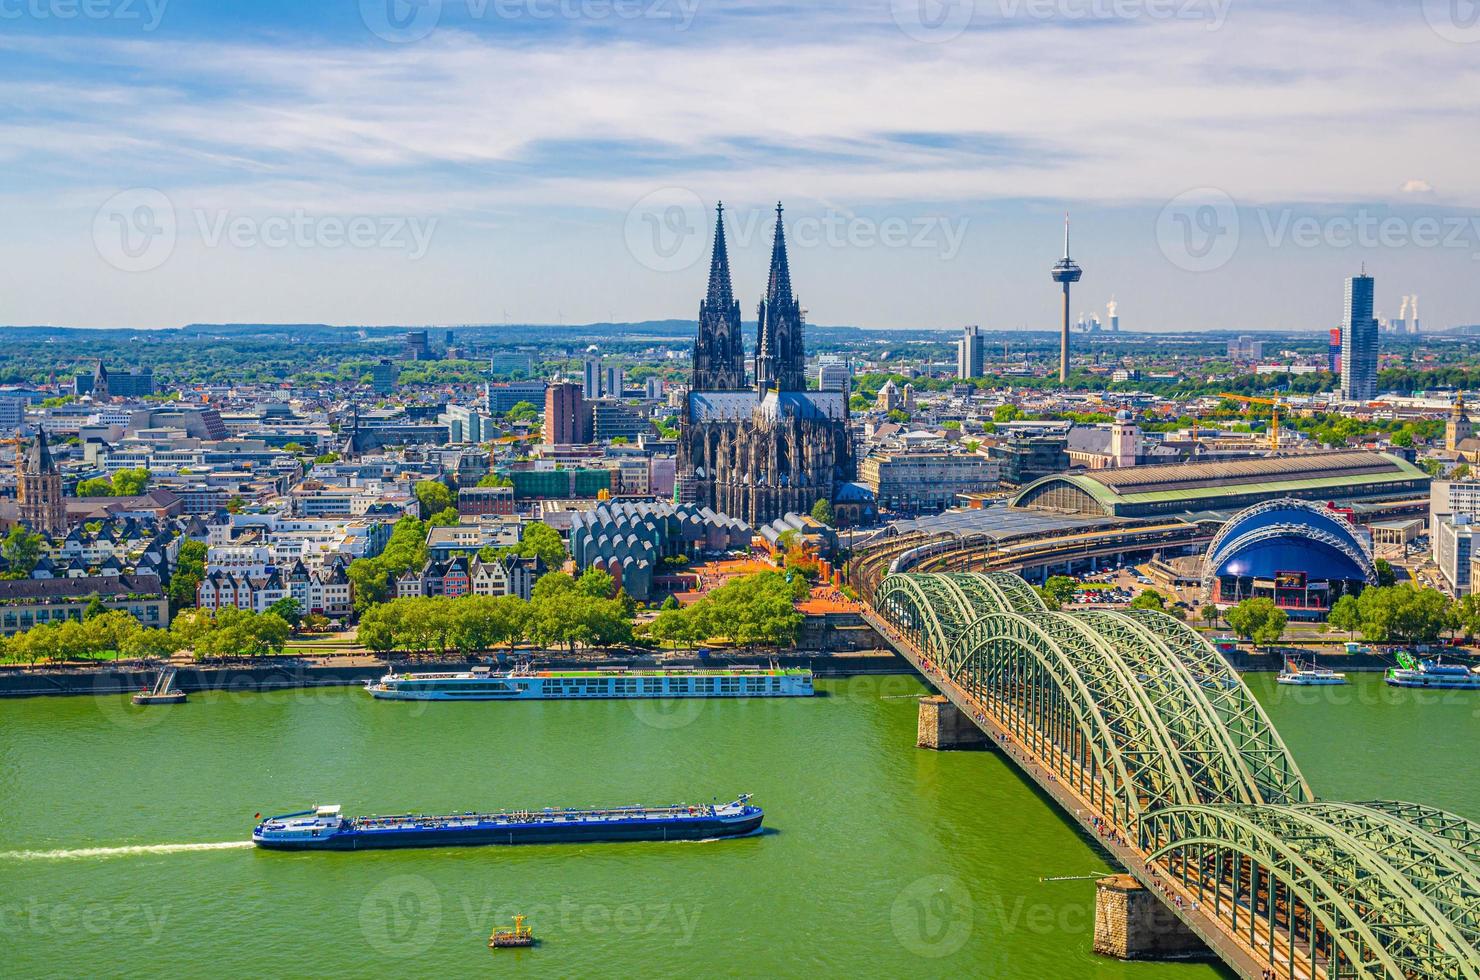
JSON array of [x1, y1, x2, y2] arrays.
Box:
[[3, 673, 1477, 978]]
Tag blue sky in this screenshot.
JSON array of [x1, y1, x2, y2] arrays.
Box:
[[1, 0, 1478, 332]]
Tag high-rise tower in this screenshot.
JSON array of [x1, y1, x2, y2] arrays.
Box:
[[756, 204, 806, 393], [1050, 214, 1083, 384], [693, 203, 747, 390], [1340, 270, 1378, 403], [958, 324, 986, 379]]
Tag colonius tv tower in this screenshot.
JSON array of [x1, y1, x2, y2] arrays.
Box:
[[1051, 214, 1083, 384]]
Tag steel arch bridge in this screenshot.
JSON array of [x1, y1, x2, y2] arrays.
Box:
[[869, 571, 1480, 979]]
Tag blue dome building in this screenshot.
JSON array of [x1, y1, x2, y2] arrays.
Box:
[[1202, 498, 1376, 618]]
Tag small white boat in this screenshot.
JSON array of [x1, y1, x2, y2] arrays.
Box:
[[1277, 659, 1347, 686]]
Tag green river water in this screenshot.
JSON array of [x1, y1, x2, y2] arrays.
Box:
[[3, 672, 1477, 978]]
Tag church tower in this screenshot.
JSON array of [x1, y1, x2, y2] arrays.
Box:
[[756, 204, 806, 393], [16, 430, 66, 535], [1448, 395, 1474, 452], [692, 204, 746, 390]]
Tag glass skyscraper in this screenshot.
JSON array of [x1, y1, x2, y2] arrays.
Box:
[[1339, 273, 1378, 402]]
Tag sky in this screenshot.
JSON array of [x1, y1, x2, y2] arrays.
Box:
[[1, 0, 1479, 333]]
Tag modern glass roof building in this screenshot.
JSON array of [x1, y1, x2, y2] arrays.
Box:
[[1011, 451, 1428, 520], [1201, 498, 1376, 615]]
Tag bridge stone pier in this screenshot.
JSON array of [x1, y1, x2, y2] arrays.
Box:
[[1093, 874, 1208, 961], [916, 695, 988, 749]]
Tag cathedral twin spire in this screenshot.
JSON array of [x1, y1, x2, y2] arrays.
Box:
[[693, 203, 746, 391], [692, 202, 805, 394]]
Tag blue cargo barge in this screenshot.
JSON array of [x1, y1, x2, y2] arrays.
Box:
[[252, 796, 763, 850]]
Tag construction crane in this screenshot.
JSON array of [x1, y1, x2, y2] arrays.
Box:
[[1220, 394, 1284, 452]]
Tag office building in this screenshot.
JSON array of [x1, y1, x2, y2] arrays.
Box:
[[370, 359, 399, 395], [404, 330, 431, 361], [605, 365, 625, 400], [582, 357, 602, 399], [544, 382, 591, 445], [1340, 272, 1379, 402], [1436, 515, 1475, 596], [957, 325, 986, 380], [817, 355, 852, 392], [1329, 329, 1342, 374]]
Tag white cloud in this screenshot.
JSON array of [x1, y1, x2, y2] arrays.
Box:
[[3, 7, 1479, 216]]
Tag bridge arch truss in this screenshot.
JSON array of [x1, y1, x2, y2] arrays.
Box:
[[871, 570, 1480, 979]]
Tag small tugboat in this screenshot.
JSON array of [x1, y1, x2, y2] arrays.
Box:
[[1278, 658, 1348, 686], [489, 915, 535, 949], [1385, 652, 1480, 689], [132, 667, 187, 705]]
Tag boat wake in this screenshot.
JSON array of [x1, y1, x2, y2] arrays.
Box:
[[0, 841, 253, 861]]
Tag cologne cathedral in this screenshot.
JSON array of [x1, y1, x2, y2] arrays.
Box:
[[677, 204, 854, 527]]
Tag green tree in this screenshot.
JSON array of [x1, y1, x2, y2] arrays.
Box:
[[86, 609, 142, 660], [2, 526, 45, 578], [121, 627, 179, 661], [1328, 594, 1361, 639], [414, 480, 455, 518], [1199, 605, 1221, 629], [348, 559, 393, 614], [427, 507, 460, 528], [1374, 559, 1397, 588], [810, 497, 834, 526], [1129, 589, 1168, 612], [82, 596, 107, 620], [477, 473, 512, 488], [505, 400, 539, 422], [576, 567, 616, 600], [1043, 576, 1079, 606], [267, 597, 302, 629], [514, 522, 567, 574], [75, 477, 115, 497], [1225, 597, 1285, 646], [167, 540, 208, 613], [111, 468, 150, 496]]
